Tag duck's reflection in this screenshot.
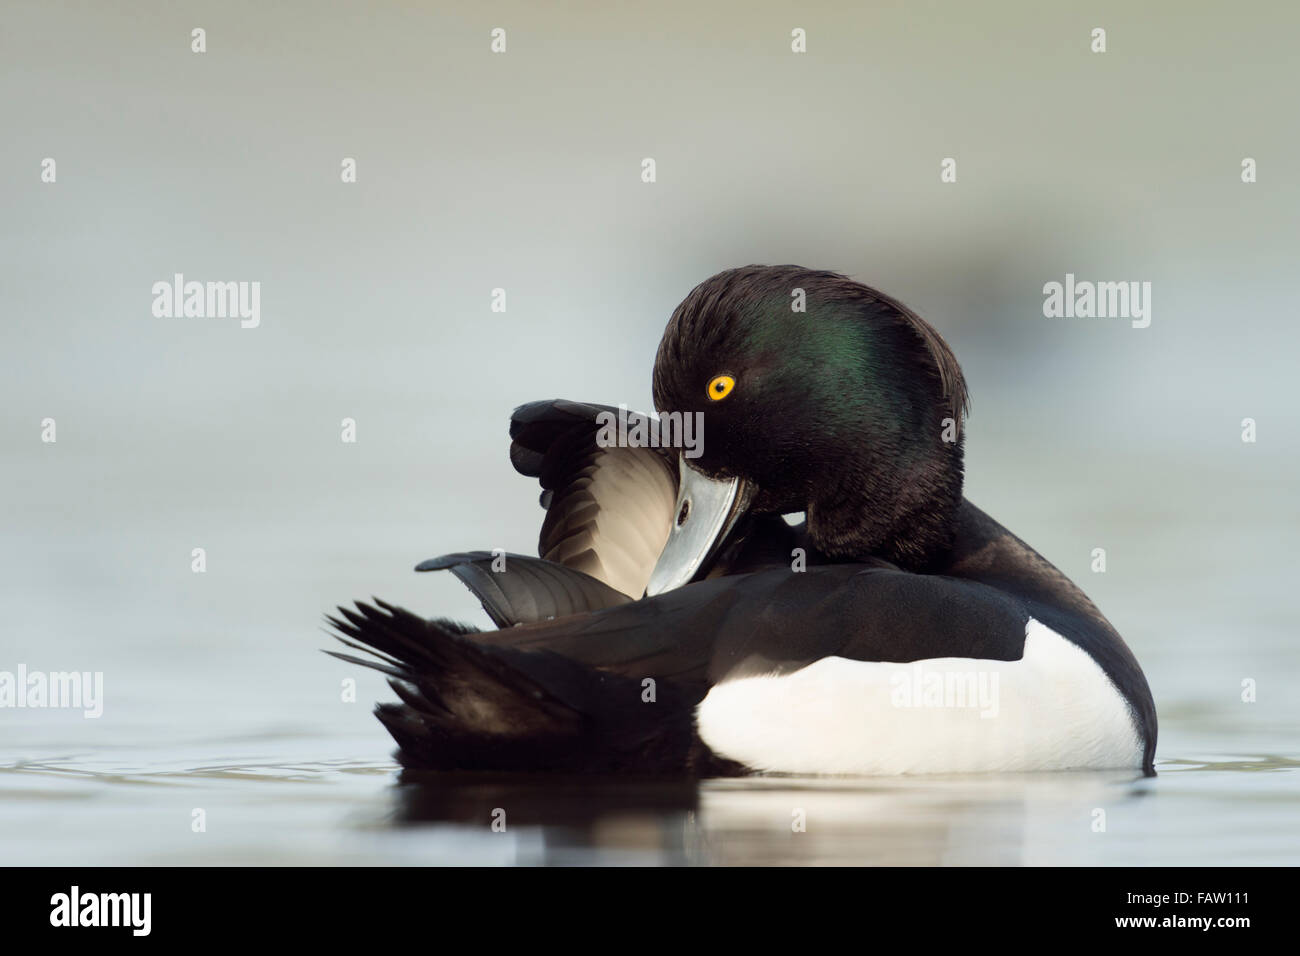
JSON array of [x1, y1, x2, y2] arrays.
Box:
[[387, 769, 1147, 865], [395, 770, 700, 826], [392, 771, 702, 864]]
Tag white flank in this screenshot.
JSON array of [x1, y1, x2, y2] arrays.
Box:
[[695, 618, 1142, 774]]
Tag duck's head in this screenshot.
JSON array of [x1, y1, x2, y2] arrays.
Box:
[[647, 264, 969, 594]]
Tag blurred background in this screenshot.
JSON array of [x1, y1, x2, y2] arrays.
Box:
[[1, 0, 1296, 864]]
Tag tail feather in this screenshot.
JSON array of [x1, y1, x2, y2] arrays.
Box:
[[328, 600, 579, 725], [326, 599, 740, 774]]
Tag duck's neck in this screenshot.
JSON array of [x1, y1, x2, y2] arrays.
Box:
[[806, 448, 966, 572], [941, 500, 1110, 624]]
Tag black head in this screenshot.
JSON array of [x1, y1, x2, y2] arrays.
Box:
[[651, 264, 968, 571]]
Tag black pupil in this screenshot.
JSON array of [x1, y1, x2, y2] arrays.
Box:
[[677, 500, 690, 526]]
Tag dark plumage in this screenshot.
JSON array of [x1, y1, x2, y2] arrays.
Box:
[[328, 265, 1157, 776], [653, 265, 968, 569]]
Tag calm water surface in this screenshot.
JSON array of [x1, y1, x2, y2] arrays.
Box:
[[2, 438, 1296, 866], [3, 740, 1297, 865]]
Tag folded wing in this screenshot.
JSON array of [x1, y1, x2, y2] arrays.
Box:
[[509, 399, 676, 598]]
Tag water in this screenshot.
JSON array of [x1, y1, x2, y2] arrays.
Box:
[[4, 744, 1296, 866], [2, 442, 1296, 866]]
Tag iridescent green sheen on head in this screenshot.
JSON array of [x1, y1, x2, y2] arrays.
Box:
[[653, 265, 968, 570]]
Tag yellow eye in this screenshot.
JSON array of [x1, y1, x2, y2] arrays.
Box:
[[707, 374, 736, 401]]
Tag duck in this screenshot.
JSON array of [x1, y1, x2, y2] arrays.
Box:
[[328, 265, 1157, 776]]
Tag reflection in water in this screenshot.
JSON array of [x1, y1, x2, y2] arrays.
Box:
[[394, 771, 701, 826], [387, 769, 1149, 866], [1, 750, 1296, 864], [393, 771, 702, 865], [1159, 755, 1300, 773]]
